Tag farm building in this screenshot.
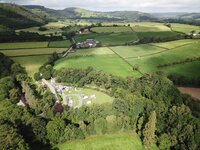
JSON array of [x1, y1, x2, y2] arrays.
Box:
[[76, 39, 100, 49]]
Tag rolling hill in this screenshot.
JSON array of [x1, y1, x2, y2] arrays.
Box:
[[24, 5, 157, 21], [0, 3, 46, 29]]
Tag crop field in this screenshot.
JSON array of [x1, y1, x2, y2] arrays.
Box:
[[56, 133, 146, 150], [76, 32, 138, 46], [151, 39, 200, 49], [171, 23, 200, 33], [91, 26, 133, 33], [12, 55, 49, 77], [0, 41, 48, 49], [0, 48, 66, 57], [54, 47, 141, 78], [48, 40, 71, 48]]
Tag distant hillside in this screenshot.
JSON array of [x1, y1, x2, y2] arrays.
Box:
[[179, 13, 200, 21], [151, 12, 187, 18], [25, 5, 157, 21], [0, 3, 46, 29]]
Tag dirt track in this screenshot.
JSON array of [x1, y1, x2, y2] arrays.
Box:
[[178, 87, 200, 100]]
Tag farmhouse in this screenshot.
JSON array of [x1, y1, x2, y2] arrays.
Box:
[[76, 39, 100, 49]]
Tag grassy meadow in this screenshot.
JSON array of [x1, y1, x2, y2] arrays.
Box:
[[0, 41, 48, 49], [12, 55, 49, 77], [48, 40, 71, 48], [54, 47, 141, 78], [56, 133, 146, 150], [76, 32, 138, 46], [0, 48, 66, 57], [91, 26, 133, 33], [171, 23, 200, 33]]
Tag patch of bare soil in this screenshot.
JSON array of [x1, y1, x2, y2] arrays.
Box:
[[178, 87, 200, 100]]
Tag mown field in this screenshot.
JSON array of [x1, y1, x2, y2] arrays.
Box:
[[56, 133, 146, 150], [75, 32, 138, 46], [48, 40, 71, 48], [171, 23, 200, 33], [91, 26, 133, 33], [65, 88, 114, 105], [54, 47, 141, 78]]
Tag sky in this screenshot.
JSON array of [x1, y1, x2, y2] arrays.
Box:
[[0, 0, 200, 12]]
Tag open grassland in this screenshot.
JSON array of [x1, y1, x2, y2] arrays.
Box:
[[48, 40, 71, 48], [125, 42, 200, 77], [56, 133, 145, 150], [0, 41, 48, 49], [136, 31, 182, 39], [91, 26, 133, 33], [0, 48, 66, 57], [12, 55, 49, 77], [54, 47, 141, 78], [171, 23, 200, 33], [76, 32, 138, 46], [151, 39, 200, 49], [110, 44, 166, 59], [65, 88, 114, 105]]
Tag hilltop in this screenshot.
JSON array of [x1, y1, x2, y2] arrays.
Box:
[[0, 3, 46, 29]]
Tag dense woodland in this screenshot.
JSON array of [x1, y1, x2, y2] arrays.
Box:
[[0, 52, 200, 150]]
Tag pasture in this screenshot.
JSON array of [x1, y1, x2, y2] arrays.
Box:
[[75, 32, 138, 46], [136, 31, 182, 39], [125, 42, 200, 77], [0, 48, 66, 57], [12, 55, 49, 77], [91, 26, 133, 33], [48, 40, 71, 48], [171, 23, 200, 33], [0, 41, 48, 49], [56, 133, 145, 150], [54, 47, 141, 78]]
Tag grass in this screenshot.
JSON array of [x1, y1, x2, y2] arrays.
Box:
[[126, 42, 200, 78], [0, 41, 48, 50], [151, 39, 200, 49], [0, 48, 66, 57], [91, 26, 133, 33], [136, 31, 182, 39], [171, 23, 200, 33], [110, 44, 166, 59], [132, 23, 171, 32], [54, 47, 141, 78], [65, 88, 114, 105], [12, 55, 49, 77], [56, 132, 145, 150], [75, 32, 138, 46], [48, 40, 71, 48]]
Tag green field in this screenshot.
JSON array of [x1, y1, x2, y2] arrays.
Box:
[[54, 47, 141, 78], [76, 32, 138, 46], [110, 44, 166, 59], [48, 40, 71, 48], [0, 48, 66, 57], [151, 39, 200, 49], [171, 23, 200, 33], [125, 42, 200, 77], [0, 41, 48, 49], [136, 31, 182, 39], [65, 88, 114, 105], [56, 133, 145, 150], [12, 55, 49, 77], [91, 26, 133, 33], [132, 22, 171, 32]]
